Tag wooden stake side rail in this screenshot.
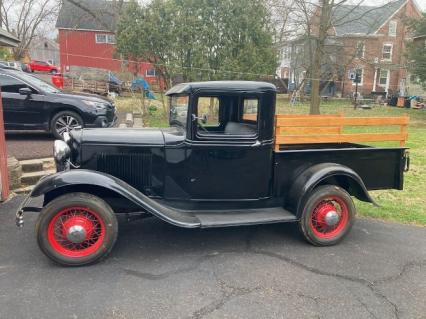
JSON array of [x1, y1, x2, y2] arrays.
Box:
[[274, 114, 409, 151]]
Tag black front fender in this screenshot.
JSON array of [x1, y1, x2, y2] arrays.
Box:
[[29, 169, 200, 228], [286, 163, 377, 217]]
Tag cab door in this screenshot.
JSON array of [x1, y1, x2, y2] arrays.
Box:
[[188, 95, 273, 200]]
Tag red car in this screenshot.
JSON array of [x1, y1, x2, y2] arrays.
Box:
[[28, 60, 59, 74]]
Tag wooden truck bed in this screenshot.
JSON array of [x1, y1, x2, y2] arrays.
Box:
[[273, 114, 409, 151]]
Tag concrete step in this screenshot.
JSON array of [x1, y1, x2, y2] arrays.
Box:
[[20, 158, 55, 173], [21, 169, 56, 186]]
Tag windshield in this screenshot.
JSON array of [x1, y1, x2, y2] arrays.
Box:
[[16, 72, 61, 93], [169, 95, 189, 128]]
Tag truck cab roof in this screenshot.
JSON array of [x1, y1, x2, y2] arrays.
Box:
[[165, 81, 276, 96]]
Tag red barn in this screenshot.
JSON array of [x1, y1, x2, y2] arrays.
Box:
[[56, 0, 162, 88]]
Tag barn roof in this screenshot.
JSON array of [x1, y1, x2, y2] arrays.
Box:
[[56, 0, 118, 32]]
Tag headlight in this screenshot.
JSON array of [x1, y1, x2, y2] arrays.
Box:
[[53, 140, 70, 162], [82, 100, 107, 110]]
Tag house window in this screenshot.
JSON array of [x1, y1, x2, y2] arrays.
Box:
[[352, 67, 363, 86], [379, 69, 389, 87], [96, 33, 115, 44], [389, 20, 397, 37], [356, 41, 364, 58], [382, 44, 393, 61], [281, 47, 291, 60], [145, 68, 156, 77]]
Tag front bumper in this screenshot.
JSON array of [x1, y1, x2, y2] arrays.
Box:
[[15, 193, 43, 228]]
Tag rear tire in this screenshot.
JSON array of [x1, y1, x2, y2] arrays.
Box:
[[36, 192, 118, 266], [299, 185, 355, 246], [51, 110, 83, 139]]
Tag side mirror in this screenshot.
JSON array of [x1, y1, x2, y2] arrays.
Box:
[[19, 87, 32, 96]]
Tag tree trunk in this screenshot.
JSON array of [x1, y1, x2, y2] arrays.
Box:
[[310, 43, 322, 114], [309, 0, 331, 115]]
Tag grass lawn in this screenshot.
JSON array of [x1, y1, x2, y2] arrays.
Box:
[[115, 94, 426, 225]]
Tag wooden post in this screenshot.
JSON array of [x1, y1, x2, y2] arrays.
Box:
[[0, 89, 10, 201], [400, 113, 408, 146]]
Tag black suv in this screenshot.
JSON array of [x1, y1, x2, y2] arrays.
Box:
[[0, 68, 117, 138]]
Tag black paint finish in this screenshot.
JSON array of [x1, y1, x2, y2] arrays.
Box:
[[22, 81, 408, 228]]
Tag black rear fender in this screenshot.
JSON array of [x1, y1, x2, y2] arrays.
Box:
[[285, 163, 377, 217]]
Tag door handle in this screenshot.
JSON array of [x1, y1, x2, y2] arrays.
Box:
[[251, 140, 261, 147]]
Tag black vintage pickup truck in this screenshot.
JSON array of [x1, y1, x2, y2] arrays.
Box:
[[16, 81, 409, 266]]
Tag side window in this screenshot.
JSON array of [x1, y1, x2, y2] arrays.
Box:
[[243, 99, 258, 122], [197, 97, 220, 127], [0, 74, 29, 93]]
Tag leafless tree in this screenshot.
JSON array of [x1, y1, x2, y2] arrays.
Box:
[[273, 0, 396, 114], [0, 0, 60, 60]]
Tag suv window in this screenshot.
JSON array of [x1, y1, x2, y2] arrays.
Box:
[[0, 74, 31, 93]]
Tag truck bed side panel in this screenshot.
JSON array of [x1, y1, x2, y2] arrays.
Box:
[[274, 146, 406, 197]]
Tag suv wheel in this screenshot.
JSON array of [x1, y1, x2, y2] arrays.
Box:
[[51, 111, 83, 139]]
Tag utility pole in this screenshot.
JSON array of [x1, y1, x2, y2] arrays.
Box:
[[353, 71, 361, 109], [0, 0, 2, 28]]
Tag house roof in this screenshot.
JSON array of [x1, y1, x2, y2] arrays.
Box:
[[56, 0, 118, 32], [0, 28, 20, 47], [29, 37, 59, 50], [332, 0, 406, 36]]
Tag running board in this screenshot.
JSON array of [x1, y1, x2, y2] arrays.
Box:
[[193, 207, 297, 228]]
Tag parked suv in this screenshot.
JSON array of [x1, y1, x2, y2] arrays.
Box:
[[28, 60, 59, 74], [0, 68, 117, 138]]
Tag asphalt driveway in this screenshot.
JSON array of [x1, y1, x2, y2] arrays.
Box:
[[0, 195, 425, 319]]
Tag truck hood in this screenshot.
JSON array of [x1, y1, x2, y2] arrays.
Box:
[[72, 127, 165, 146]]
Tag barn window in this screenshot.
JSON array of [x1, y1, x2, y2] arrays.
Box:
[[107, 34, 115, 44], [145, 68, 156, 77], [95, 34, 107, 43]]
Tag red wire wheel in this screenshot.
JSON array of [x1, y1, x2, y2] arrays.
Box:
[[47, 206, 106, 258], [299, 185, 355, 246], [36, 193, 118, 266], [309, 197, 349, 239]]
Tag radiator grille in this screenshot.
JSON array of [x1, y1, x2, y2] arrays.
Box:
[[97, 153, 152, 191]]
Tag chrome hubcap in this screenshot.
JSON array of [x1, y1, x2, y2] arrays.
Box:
[[66, 225, 87, 243], [56, 115, 79, 136], [324, 211, 340, 226]]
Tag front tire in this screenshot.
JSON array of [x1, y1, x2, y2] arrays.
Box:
[[36, 193, 118, 266], [51, 110, 83, 139], [299, 185, 355, 246]]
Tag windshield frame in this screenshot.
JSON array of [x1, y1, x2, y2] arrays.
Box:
[[169, 94, 189, 129]]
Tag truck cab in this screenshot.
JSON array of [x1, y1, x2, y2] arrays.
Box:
[[17, 81, 409, 266]]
